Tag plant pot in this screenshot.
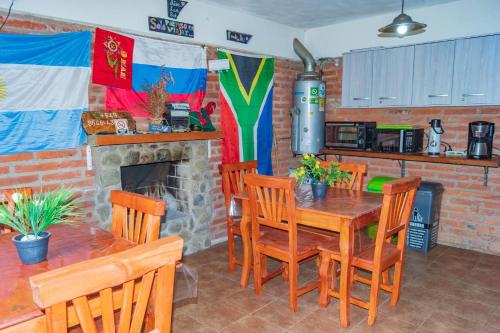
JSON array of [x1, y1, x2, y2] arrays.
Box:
[[311, 182, 328, 199], [12, 232, 51, 264]]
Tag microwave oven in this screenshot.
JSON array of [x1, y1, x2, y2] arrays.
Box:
[[375, 128, 424, 153], [324, 122, 377, 150]]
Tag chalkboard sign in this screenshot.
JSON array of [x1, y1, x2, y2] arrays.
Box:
[[149, 16, 194, 38], [227, 30, 252, 44], [168, 0, 188, 19]]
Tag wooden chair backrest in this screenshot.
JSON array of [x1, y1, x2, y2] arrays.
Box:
[[30, 236, 183, 333], [244, 174, 297, 255], [219, 160, 258, 209], [1, 187, 33, 234], [110, 190, 165, 244], [319, 161, 367, 191], [374, 177, 421, 263]]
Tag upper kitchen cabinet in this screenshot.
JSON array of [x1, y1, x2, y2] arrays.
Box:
[[412, 40, 455, 106], [371, 45, 414, 107], [452, 35, 500, 105], [341, 50, 373, 108]]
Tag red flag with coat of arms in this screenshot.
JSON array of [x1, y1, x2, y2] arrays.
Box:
[[92, 28, 134, 89]]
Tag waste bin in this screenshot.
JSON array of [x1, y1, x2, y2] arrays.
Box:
[[366, 176, 398, 239], [406, 182, 444, 253]]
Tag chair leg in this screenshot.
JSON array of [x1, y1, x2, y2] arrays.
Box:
[[382, 268, 390, 285], [288, 261, 299, 312], [253, 250, 262, 295], [260, 254, 268, 277], [282, 262, 289, 281], [367, 270, 381, 326], [227, 226, 236, 272], [391, 261, 404, 306], [319, 253, 331, 308]]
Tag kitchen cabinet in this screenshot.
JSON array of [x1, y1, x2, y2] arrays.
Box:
[[412, 40, 455, 106], [341, 50, 373, 108], [452, 35, 500, 105], [371, 45, 414, 107]]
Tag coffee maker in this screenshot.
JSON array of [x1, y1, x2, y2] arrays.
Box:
[[467, 121, 495, 159]]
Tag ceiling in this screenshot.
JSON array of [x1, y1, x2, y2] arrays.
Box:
[[196, 0, 459, 29]]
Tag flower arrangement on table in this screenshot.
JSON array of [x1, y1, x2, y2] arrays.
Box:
[[294, 154, 351, 197]]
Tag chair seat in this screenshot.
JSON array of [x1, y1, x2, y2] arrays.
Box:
[[318, 234, 401, 271], [259, 228, 334, 258]]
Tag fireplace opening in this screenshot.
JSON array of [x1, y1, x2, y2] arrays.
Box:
[[120, 161, 189, 222]]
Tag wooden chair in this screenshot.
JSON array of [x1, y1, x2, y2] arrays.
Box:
[[244, 174, 333, 312], [219, 161, 258, 272], [318, 176, 421, 326], [110, 190, 165, 245], [30, 236, 183, 333], [1, 187, 33, 234], [319, 161, 367, 191]]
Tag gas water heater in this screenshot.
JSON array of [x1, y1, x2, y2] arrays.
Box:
[[291, 39, 325, 155]]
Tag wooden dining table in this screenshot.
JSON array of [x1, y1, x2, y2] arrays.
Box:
[[0, 222, 135, 333], [235, 186, 383, 328]]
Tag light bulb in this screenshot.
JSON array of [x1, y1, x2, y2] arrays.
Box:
[[397, 25, 408, 35]]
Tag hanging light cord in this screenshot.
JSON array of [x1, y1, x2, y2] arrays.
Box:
[[401, 0, 405, 14], [0, 0, 15, 32]]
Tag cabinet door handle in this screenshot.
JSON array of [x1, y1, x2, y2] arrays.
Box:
[[379, 96, 397, 100], [428, 94, 449, 98], [462, 93, 485, 97], [352, 97, 369, 101]]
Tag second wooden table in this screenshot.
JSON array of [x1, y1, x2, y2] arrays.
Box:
[[236, 186, 383, 328]]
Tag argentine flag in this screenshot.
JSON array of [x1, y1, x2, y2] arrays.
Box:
[[0, 32, 91, 155]]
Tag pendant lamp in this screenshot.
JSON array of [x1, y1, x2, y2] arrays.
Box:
[[378, 0, 427, 37]]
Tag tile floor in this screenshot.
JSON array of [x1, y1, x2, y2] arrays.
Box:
[[174, 242, 500, 332]]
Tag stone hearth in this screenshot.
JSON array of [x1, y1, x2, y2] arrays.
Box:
[[91, 140, 213, 254]]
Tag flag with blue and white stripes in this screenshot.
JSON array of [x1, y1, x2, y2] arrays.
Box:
[[0, 32, 91, 155]]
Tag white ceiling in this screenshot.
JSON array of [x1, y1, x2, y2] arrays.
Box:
[[195, 0, 459, 29]]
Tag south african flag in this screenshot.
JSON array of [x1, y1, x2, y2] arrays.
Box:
[[218, 50, 274, 175]]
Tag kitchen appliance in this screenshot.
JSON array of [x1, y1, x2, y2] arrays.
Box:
[[467, 121, 495, 159], [164, 102, 190, 132], [428, 119, 444, 156], [291, 39, 325, 155], [324, 122, 377, 150], [375, 126, 424, 153]]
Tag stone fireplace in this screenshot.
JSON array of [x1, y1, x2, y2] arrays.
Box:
[[90, 140, 213, 254]]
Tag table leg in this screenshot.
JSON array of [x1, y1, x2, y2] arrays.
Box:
[[239, 200, 252, 288], [339, 220, 353, 328]]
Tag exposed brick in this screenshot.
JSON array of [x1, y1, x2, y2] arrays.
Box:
[[41, 170, 82, 181], [35, 149, 79, 159], [0, 175, 38, 187], [0, 153, 34, 163], [14, 160, 86, 173]]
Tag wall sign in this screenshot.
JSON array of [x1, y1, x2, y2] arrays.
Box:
[[148, 16, 194, 38], [168, 0, 188, 19], [227, 30, 252, 44]]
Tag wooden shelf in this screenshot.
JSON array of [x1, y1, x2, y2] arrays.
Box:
[[320, 149, 500, 168], [89, 131, 223, 146], [320, 149, 499, 186]]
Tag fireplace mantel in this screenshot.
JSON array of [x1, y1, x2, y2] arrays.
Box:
[[88, 131, 223, 146]]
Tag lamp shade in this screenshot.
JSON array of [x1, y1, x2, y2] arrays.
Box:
[[378, 0, 427, 38]]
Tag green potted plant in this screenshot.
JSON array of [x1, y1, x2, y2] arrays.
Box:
[[0, 187, 80, 264], [294, 154, 351, 198]]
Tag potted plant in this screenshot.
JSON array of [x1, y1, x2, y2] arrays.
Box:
[[0, 187, 80, 264], [142, 67, 172, 133], [294, 154, 351, 198]]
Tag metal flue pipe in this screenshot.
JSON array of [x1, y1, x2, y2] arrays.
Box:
[[293, 38, 319, 79]]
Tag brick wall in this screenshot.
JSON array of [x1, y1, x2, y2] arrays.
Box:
[[321, 59, 500, 254], [0, 11, 302, 243]]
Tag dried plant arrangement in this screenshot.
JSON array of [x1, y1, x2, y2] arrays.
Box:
[[141, 66, 173, 121]]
